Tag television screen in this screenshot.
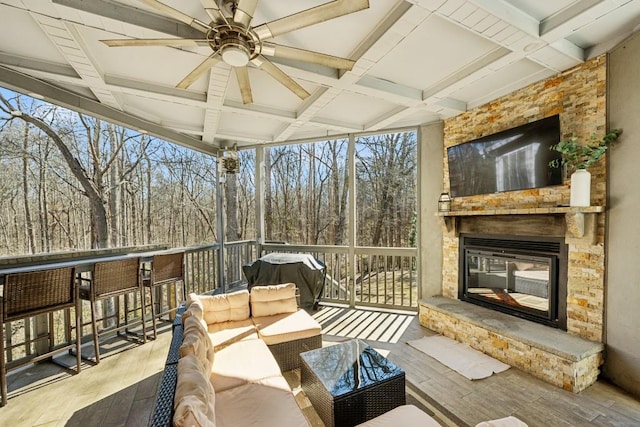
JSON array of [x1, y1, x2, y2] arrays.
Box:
[[447, 115, 562, 198]]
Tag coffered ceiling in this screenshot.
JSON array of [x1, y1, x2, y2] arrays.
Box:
[[1, 0, 639, 155]]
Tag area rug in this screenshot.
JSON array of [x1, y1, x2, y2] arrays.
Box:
[[407, 335, 510, 380]]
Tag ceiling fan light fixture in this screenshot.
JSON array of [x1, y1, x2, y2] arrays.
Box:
[[221, 45, 250, 67]]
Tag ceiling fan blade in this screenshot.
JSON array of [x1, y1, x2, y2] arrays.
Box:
[[234, 66, 254, 104], [253, 0, 369, 40], [138, 0, 209, 33], [199, 0, 230, 26], [262, 42, 355, 70], [176, 55, 219, 89], [101, 38, 209, 47], [234, 0, 259, 28], [251, 56, 310, 100]]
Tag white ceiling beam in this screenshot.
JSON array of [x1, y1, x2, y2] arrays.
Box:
[[214, 130, 273, 145], [434, 97, 467, 112], [540, 0, 613, 39], [201, 63, 231, 144], [364, 106, 411, 131], [0, 64, 216, 154], [468, 0, 539, 36], [308, 117, 364, 133], [0, 52, 79, 80], [223, 100, 297, 122], [104, 74, 206, 103], [356, 76, 423, 101], [52, 0, 204, 39], [550, 39, 586, 62], [423, 46, 512, 99]]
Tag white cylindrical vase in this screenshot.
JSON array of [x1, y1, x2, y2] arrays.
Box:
[[570, 169, 591, 207]]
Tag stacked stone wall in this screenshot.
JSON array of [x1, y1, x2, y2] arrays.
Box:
[[439, 55, 607, 342]]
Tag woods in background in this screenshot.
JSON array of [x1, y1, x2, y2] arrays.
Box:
[[0, 90, 417, 256]]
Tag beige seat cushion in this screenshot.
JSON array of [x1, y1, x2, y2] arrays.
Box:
[[215, 383, 308, 427], [207, 318, 258, 349], [194, 290, 250, 324], [355, 405, 442, 426], [250, 283, 298, 317], [252, 309, 322, 345], [209, 339, 283, 392], [180, 316, 215, 373], [173, 355, 216, 427]]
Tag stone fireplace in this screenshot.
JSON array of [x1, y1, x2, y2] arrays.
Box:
[[418, 55, 609, 392]]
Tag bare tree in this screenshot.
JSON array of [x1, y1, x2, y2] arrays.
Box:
[[21, 125, 36, 253]]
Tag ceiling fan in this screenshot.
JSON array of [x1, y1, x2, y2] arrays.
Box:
[[101, 0, 370, 104]]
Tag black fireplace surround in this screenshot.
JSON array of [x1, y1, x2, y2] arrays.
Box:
[[459, 234, 568, 329]]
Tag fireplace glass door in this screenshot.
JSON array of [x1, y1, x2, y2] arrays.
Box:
[[465, 249, 555, 321]]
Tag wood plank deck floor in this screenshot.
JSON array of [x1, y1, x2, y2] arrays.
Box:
[[1, 306, 639, 426]]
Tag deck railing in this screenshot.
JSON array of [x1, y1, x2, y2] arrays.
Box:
[[0, 240, 414, 370], [261, 243, 418, 311]]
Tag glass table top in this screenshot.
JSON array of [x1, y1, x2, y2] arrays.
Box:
[[300, 339, 404, 398]]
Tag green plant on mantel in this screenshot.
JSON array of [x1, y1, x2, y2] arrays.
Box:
[[549, 129, 623, 170]]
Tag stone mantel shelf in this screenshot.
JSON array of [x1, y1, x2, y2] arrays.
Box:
[[437, 206, 604, 242]]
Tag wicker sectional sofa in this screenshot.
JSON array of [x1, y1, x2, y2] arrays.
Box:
[[150, 283, 322, 426], [149, 282, 444, 426]]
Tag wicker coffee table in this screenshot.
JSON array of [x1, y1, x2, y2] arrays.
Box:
[[300, 339, 405, 427]]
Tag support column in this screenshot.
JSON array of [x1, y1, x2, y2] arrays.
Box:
[[255, 147, 265, 251], [420, 122, 445, 299], [216, 153, 226, 292], [348, 134, 356, 308]]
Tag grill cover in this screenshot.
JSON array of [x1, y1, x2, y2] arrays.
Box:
[[243, 253, 326, 309]]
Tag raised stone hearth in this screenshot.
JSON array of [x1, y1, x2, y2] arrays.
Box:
[[419, 297, 604, 392]]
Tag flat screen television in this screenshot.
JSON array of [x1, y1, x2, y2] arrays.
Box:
[[447, 115, 562, 198]]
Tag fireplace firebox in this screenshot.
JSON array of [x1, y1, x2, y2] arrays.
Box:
[[459, 234, 567, 329]]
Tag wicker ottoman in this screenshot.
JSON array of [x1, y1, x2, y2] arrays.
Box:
[[300, 339, 405, 427]]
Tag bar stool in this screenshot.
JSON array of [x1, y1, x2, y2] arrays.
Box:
[[143, 252, 185, 340], [0, 266, 81, 406], [79, 257, 146, 363]]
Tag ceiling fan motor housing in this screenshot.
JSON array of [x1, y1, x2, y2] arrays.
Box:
[[208, 26, 258, 67]]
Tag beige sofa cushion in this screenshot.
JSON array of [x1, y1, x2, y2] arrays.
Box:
[[173, 355, 216, 427], [207, 319, 258, 349], [355, 405, 441, 426], [252, 309, 322, 345], [250, 283, 298, 317], [215, 383, 308, 427], [183, 293, 205, 323], [210, 339, 283, 392], [198, 290, 251, 324], [180, 316, 215, 373]]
